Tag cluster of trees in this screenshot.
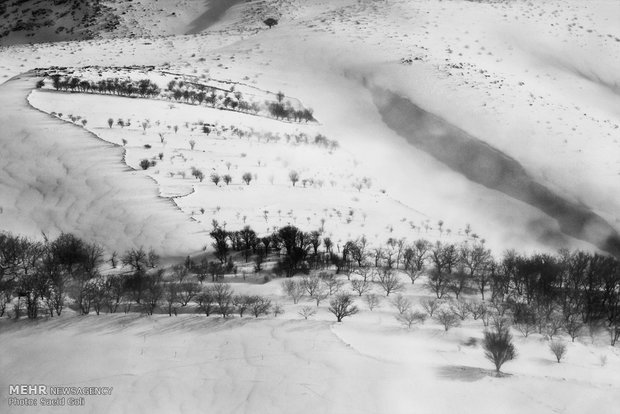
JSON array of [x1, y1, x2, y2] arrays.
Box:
[[212, 224, 619, 344], [334, 237, 620, 345], [266, 100, 315, 123], [0, 232, 286, 319], [44, 73, 317, 124], [49, 75, 161, 98], [166, 80, 262, 114], [4, 223, 620, 346], [166, 80, 315, 123]]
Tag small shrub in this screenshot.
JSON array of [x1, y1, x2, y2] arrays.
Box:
[[549, 340, 567, 363], [139, 159, 150, 170], [242, 172, 252, 185], [298, 306, 316, 320], [483, 327, 517, 374]]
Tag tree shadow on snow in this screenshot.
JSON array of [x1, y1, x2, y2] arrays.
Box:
[[436, 365, 510, 382]]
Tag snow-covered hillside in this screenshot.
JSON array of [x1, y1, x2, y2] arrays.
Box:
[[1, 0, 620, 413]]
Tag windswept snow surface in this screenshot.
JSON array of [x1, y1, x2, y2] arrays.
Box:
[[0, 74, 203, 256], [1, 0, 620, 412], [1, 302, 619, 414]]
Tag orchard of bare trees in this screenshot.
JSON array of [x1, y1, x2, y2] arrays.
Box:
[[2, 223, 620, 345]]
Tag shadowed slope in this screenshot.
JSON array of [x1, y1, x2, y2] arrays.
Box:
[[186, 0, 245, 34], [369, 84, 620, 256]]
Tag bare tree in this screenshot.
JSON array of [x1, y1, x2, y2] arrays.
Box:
[[483, 327, 517, 374], [391, 294, 412, 315], [178, 282, 200, 306], [563, 312, 584, 342], [328, 294, 359, 322], [298, 306, 317, 320], [435, 309, 460, 331], [351, 279, 371, 296], [421, 298, 441, 317], [194, 288, 215, 316], [250, 296, 272, 317], [212, 282, 233, 317], [364, 293, 381, 311], [210, 173, 221, 186], [374, 269, 404, 296], [549, 340, 567, 363], [233, 295, 253, 317], [163, 282, 179, 316], [320, 273, 344, 295], [281, 279, 304, 304], [425, 268, 450, 299], [514, 319, 537, 337], [289, 170, 300, 187], [466, 300, 487, 321], [449, 299, 470, 321], [242, 172, 252, 185], [273, 303, 284, 317], [300, 275, 321, 296], [396, 310, 427, 329]]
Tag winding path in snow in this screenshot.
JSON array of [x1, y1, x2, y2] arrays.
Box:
[[0, 73, 204, 257]]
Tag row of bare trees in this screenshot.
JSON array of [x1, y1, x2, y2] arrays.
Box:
[[49, 75, 160, 98]]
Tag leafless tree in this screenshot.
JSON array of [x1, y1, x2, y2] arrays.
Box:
[[449, 299, 470, 321], [298, 306, 317, 320], [549, 340, 567, 363], [391, 294, 412, 315], [281, 279, 304, 304], [396, 310, 427, 329], [435, 309, 460, 331], [364, 293, 381, 311], [329, 294, 359, 322], [194, 287, 215, 316], [273, 303, 284, 317], [210, 173, 221, 186], [425, 268, 450, 299], [250, 296, 272, 317], [289, 170, 300, 186], [242, 172, 252, 185], [563, 311, 584, 342], [177, 282, 199, 306], [466, 300, 487, 321], [483, 327, 517, 374], [320, 273, 344, 295], [213, 282, 234, 317], [374, 268, 404, 296], [351, 279, 372, 296], [300, 275, 321, 297], [163, 282, 179, 316], [421, 298, 441, 317]]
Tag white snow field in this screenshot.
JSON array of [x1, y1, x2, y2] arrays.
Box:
[[1, 279, 619, 414], [1, 0, 620, 413]]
